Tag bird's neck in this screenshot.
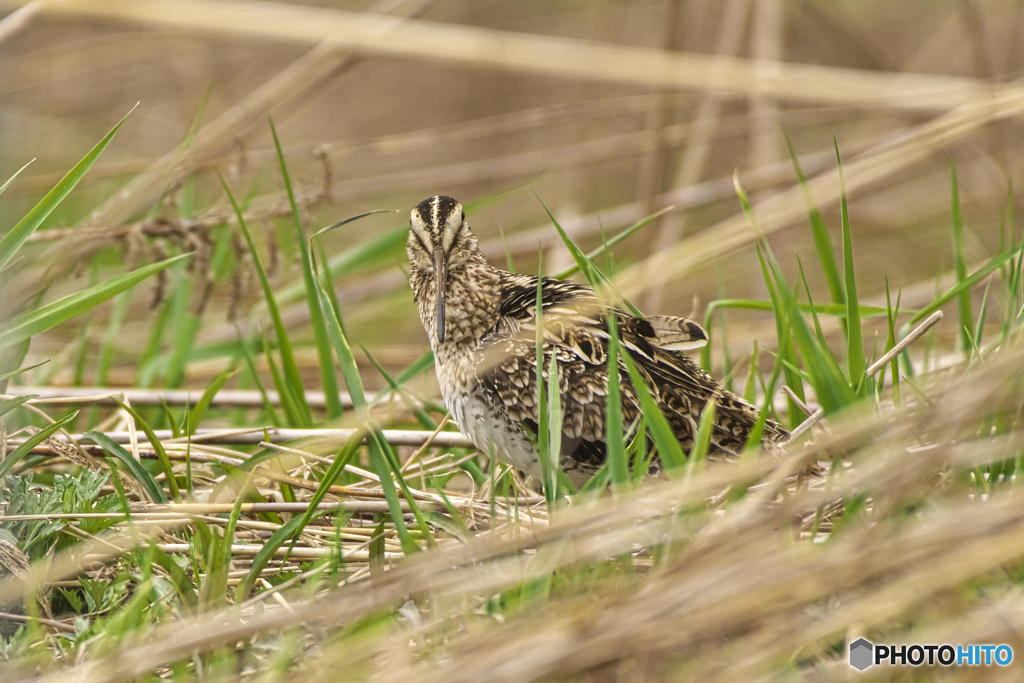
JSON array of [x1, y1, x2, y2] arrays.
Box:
[[412, 257, 504, 356]]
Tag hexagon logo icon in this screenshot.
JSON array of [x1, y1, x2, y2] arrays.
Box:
[[849, 638, 874, 671]]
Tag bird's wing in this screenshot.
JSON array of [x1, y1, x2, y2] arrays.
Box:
[[643, 314, 709, 351], [617, 316, 788, 450], [478, 274, 644, 472], [478, 274, 784, 468]]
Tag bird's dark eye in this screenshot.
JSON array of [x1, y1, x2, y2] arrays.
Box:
[[461, 210, 465, 222]]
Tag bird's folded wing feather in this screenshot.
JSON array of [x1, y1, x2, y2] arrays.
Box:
[[478, 275, 782, 461]]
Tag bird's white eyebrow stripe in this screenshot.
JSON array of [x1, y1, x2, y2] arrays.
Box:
[[413, 230, 432, 255]]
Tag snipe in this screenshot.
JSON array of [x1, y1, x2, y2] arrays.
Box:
[[407, 195, 786, 487]]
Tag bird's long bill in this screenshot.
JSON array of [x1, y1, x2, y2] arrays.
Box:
[[434, 248, 446, 342]]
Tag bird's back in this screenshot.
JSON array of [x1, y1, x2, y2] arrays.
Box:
[[472, 271, 787, 483]]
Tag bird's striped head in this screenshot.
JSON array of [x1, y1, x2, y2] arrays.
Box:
[[409, 195, 465, 257], [407, 195, 475, 344]]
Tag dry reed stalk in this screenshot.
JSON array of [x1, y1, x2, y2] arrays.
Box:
[[6, 427, 473, 448], [152, 544, 402, 562], [0, 0, 39, 43], [0, 34, 190, 100], [10, 95, 653, 198], [15, 99, 843, 204], [615, 89, 1024, 298], [196, 146, 835, 347], [645, 0, 751, 311], [784, 310, 945, 443], [4, 0, 1004, 111], [0, 520, 188, 611], [0, 610, 73, 633], [4, 385, 346, 408], [30, 339, 1021, 683], [634, 0, 683, 211], [748, 0, 784, 173], [74, 0, 435, 229], [22, 117, 838, 259]]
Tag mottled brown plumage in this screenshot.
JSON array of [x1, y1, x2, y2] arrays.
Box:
[[407, 195, 787, 487]]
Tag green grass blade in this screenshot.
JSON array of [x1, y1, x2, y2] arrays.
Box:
[[0, 108, 133, 272], [756, 239, 854, 416], [262, 338, 303, 427], [500, 228, 516, 272], [737, 173, 854, 413], [278, 226, 409, 306], [164, 316, 202, 389], [535, 192, 643, 317], [950, 165, 974, 354], [686, 399, 717, 477], [160, 397, 181, 439], [744, 349, 785, 452], [630, 414, 652, 485], [269, 118, 341, 420], [743, 341, 760, 403], [187, 367, 239, 435], [0, 359, 48, 384], [462, 176, 542, 215], [0, 395, 35, 420], [755, 243, 806, 428], [112, 398, 181, 503], [364, 349, 446, 417], [700, 305, 715, 373], [362, 345, 436, 430], [310, 210, 401, 241], [82, 431, 168, 504], [0, 158, 33, 201], [95, 289, 133, 387], [884, 278, 901, 405], [554, 206, 672, 280], [703, 298, 908, 319], [539, 195, 605, 289], [370, 431, 434, 548], [235, 514, 307, 600], [235, 326, 281, 427], [366, 432, 419, 556], [741, 187, 804, 427], [797, 257, 828, 347], [578, 463, 610, 494], [218, 472, 250, 602], [0, 410, 78, 480], [768, 247, 854, 413], [0, 253, 191, 350], [313, 238, 345, 350], [393, 351, 435, 386], [909, 247, 1019, 325], [973, 280, 991, 352], [313, 278, 419, 553], [603, 313, 629, 488], [786, 133, 845, 309], [314, 280, 365, 408], [836, 141, 865, 392], [546, 353, 563, 500], [281, 430, 364, 562], [618, 348, 687, 474], [533, 250, 556, 507], [218, 172, 311, 424]]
